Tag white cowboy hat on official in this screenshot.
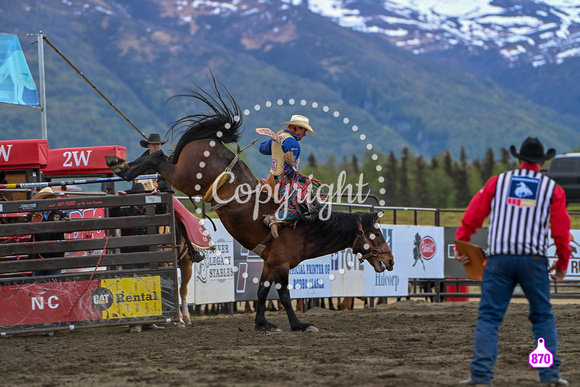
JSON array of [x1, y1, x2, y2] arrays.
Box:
[[281, 115, 314, 135]]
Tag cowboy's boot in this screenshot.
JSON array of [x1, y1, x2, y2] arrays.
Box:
[[270, 222, 280, 239], [263, 215, 280, 239]]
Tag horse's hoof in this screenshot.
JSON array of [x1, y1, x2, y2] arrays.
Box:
[[255, 324, 281, 332], [104, 156, 128, 176], [175, 322, 186, 329], [292, 324, 319, 332], [105, 155, 125, 167]]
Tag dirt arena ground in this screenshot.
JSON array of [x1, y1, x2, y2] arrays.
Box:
[[1, 299, 579, 386]]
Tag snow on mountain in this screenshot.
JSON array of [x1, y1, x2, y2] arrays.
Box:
[[54, 0, 580, 67], [303, 0, 580, 67]]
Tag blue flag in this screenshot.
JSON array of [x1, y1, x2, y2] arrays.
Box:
[[0, 33, 39, 106]]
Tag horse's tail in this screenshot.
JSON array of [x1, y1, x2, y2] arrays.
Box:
[[167, 72, 243, 163]]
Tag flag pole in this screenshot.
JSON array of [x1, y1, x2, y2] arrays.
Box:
[[36, 31, 47, 140]]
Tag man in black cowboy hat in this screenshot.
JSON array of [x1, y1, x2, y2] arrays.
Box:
[[455, 137, 570, 386], [139, 133, 167, 154], [111, 133, 171, 193]]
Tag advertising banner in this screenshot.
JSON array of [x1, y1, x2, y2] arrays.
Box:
[[43, 145, 126, 176], [234, 240, 278, 302], [548, 229, 580, 280], [0, 139, 49, 169], [0, 271, 177, 333], [289, 256, 333, 299], [392, 225, 445, 279], [191, 220, 235, 304]]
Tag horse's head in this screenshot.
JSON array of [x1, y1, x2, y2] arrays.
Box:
[[351, 213, 394, 273]]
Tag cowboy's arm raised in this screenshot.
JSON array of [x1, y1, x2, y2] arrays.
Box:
[[259, 139, 273, 155]]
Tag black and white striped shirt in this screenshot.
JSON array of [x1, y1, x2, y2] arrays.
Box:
[[487, 169, 556, 257]]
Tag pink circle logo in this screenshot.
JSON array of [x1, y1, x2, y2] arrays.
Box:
[[420, 236, 436, 260]]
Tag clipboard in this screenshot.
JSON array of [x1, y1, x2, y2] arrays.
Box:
[[454, 240, 486, 282]]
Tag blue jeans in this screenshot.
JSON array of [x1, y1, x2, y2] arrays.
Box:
[[471, 255, 560, 384]]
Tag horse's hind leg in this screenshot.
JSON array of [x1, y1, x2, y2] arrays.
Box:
[[179, 258, 193, 326]]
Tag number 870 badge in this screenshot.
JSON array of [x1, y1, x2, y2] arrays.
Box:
[[529, 338, 554, 368]]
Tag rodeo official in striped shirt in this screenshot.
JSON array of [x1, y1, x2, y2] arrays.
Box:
[[455, 137, 570, 386]]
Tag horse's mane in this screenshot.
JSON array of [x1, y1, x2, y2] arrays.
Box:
[[307, 211, 378, 249], [167, 74, 243, 164]]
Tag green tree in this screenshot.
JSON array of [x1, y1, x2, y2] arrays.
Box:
[[443, 150, 454, 177], [307, 153, 317, 169], [399, 147, 411, 206], [415, 156, 433, 207], [481, 147, 495, 182], [500, 147, 511, 166], [351, 155, 360, 175], [382, 151, 399, 205], [454, 146, 471, 207], [427, 168, 455, 208]]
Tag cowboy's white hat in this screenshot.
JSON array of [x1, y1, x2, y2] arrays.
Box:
[[32, 187, 64, 200], [281, 115, 314, 135]]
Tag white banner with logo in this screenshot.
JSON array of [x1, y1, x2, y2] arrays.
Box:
[[187, 220, 236, 305], [548, 229, 580, 281], [388, 225, 445, 279]]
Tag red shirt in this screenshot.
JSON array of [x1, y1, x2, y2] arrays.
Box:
[[456, 163, 571, 270]]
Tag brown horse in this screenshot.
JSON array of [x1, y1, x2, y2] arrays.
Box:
[[107, 79, 394, 332], [159, 219, 205, 326]]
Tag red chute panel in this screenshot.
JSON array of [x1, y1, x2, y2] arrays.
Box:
[[43, 145, 126, 176], [0, 139, 49, 169]]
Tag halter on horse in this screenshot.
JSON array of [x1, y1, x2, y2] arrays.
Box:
[[106, 76, 394, 331]]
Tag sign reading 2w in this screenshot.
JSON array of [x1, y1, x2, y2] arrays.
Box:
[[62, 150, 92, 167], [44, 146, 126, 176]]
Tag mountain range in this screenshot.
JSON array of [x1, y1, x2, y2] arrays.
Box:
[[1, 0, 580, 173]]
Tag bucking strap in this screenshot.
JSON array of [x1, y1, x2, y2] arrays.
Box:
[[203, 172, 229, 203]]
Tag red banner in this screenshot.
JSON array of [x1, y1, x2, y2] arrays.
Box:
[[0, 280, 101, 326], [0, 139, 49, 169], [43, 145, 126, 176]]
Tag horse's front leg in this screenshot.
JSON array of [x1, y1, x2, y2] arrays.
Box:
[[273, 265, 319, 332], [254, 265, 280, 331]]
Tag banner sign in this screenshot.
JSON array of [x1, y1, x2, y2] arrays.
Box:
[[392, 225, 445, 279], [0, 139, 49, 169], [189, 220, 235, 305], [289, 256, 333, 298], [43, 145, 126, 176], [0, 272, 177, 333], [0, 33, 39, 106], [548, 229, 580, 280]]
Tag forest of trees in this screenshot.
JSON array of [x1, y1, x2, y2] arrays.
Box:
[[303, 146, 519, 209]]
